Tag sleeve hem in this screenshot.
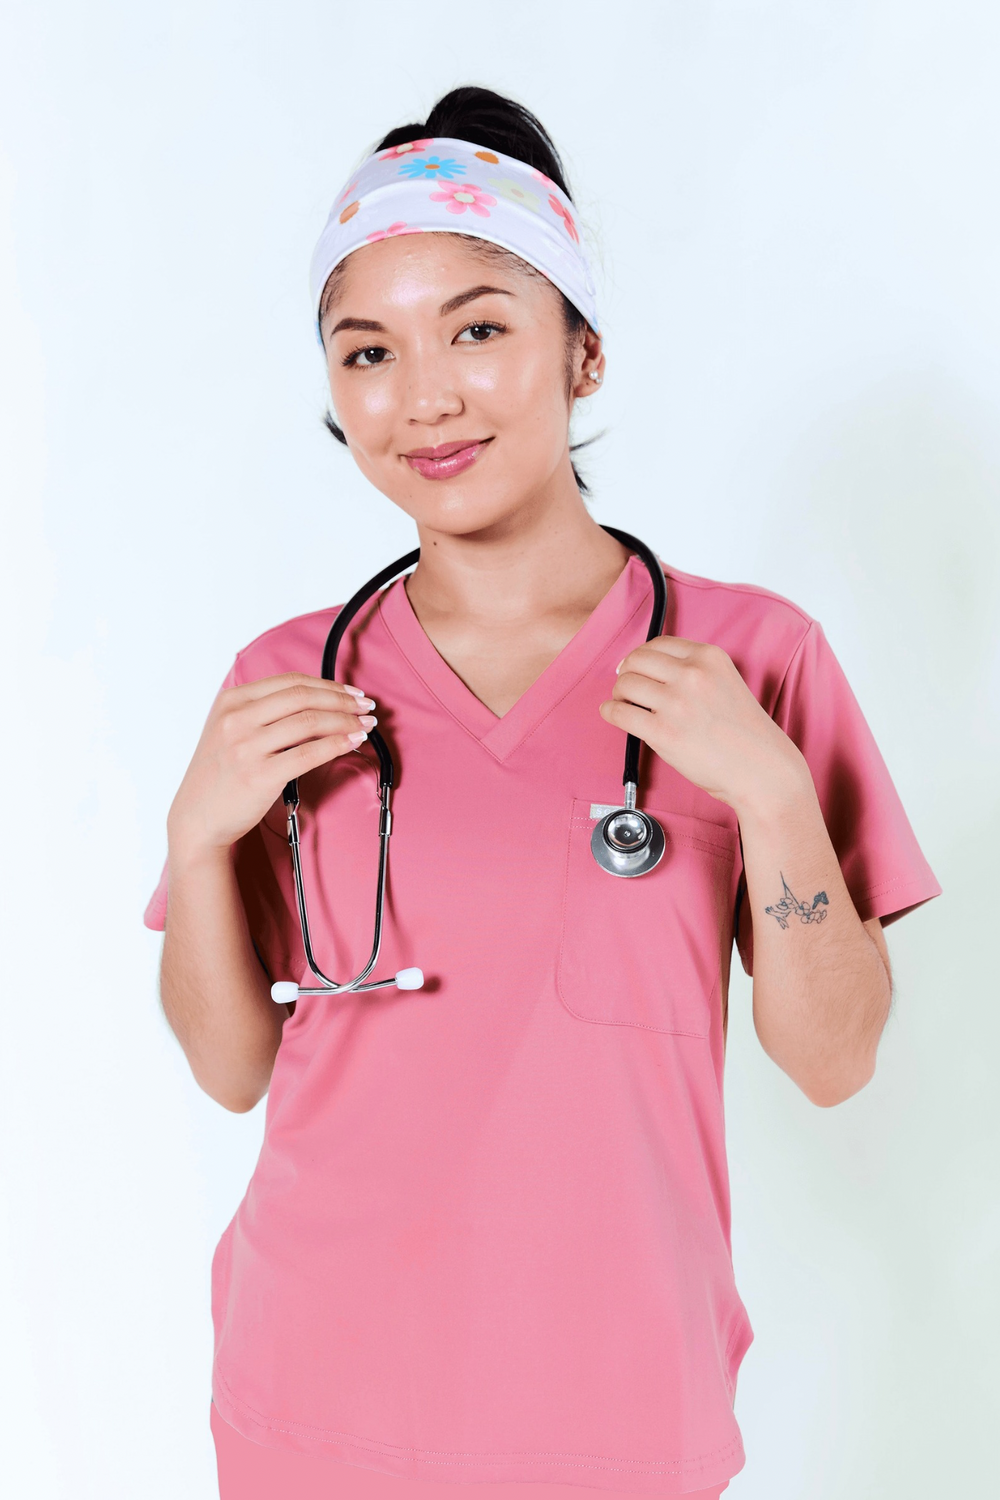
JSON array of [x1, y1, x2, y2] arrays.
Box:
[[851, 875, 943, 927]]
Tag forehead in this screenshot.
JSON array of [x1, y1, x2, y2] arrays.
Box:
[[320, 232, 548, 324]]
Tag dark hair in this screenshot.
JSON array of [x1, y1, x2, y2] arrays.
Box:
[[320, 85, 599, 495]]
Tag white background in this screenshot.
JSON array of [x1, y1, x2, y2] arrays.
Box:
[[1, 2, 996, 1496]]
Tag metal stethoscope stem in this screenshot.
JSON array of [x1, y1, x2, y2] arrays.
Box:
[[270, 527, 668, 1005], [276, 779, 420, 999]]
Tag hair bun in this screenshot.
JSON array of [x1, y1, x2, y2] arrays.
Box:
[[375, 86, 575, 203]]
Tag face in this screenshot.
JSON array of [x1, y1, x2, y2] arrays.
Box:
[[319, 234, 603, 536]]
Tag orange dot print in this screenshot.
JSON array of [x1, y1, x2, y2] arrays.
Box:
[[339, 200, 360, 223], [475, 150, 499, 164]]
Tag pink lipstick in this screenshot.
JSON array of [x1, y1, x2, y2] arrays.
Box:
[[403, 438, 492, 480]]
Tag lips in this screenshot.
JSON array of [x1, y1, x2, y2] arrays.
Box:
[[403, 437, 492, 481], [403, 439, 485, 459]]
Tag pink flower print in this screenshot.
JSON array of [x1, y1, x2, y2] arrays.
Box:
[[336, 181, 359, 204], [379, 139, 433, 159], [548, 194, 579, 243], [365, 222, 423, 242], [532, 167, 557, 189], [429, 181, 497, 217]]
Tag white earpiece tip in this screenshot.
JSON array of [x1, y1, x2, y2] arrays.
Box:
[[271, 982, 300, 1004], [395, 967, 424, 991]]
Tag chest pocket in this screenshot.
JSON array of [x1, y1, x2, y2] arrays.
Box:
[[556, 796, 740, 1037]]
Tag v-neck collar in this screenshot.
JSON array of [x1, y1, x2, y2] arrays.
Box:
[[376, 552, 656, 762]]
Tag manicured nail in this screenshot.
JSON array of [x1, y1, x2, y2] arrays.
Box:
[[342, 684, 366, 698], [353, 697, 376, 711], [358, 714, 377, 730], [615, 658, 624, 675], [348, 730, 368, 745]]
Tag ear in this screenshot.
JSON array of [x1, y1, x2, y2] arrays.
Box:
[[570, 325, 605, 400]]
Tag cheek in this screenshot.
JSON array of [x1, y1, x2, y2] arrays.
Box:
[[465, 344, 565, 417], [358, 383, 394, 421], [329, 369, 394, 433], [463, 360, 502, 395]]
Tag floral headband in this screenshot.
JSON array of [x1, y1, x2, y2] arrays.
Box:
[[308, 136, 599, 352]]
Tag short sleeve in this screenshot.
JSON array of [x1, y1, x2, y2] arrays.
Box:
[[736, 620, 941, 975], [142, 655, 302, 985]]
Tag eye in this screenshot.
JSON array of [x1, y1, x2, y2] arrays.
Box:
[[342, 345, 393, 369], [455, 320, 507, 344]]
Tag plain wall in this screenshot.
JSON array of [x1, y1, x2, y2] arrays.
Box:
[[1, 2, 996, 1496]]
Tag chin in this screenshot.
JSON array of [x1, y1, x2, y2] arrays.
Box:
[[390, 476, 525, 537]]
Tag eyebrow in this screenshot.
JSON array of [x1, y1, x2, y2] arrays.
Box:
[[439, 284, 514, 317], [328, 285, 514, 338]]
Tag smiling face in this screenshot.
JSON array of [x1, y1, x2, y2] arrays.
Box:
[[319, 233, 603, 537]]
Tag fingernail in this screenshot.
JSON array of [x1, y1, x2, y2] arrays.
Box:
[[358, 714, 377, 730], [354, 697, 376, 711], [342, 684, 366, 698], [615, 658, 624, 675], [348, 730, 368, 745]]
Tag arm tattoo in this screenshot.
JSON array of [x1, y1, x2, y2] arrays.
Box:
[[765, 873, 829, 930]]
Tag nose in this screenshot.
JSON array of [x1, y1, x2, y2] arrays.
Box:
[[403, 343, 464, 427]]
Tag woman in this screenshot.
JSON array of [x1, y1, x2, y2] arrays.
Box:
[[145, 87, 941, 1500]]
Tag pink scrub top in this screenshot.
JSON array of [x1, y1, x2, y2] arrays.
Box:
[[145, 554, 941, 1496]]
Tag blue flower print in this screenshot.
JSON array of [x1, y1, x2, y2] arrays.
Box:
[[397, 155, 467, 182]]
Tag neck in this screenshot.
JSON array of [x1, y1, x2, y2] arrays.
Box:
[[405, 467, 631, 628]]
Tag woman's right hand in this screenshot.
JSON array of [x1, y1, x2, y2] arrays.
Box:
[[166, 673, 377, 862]]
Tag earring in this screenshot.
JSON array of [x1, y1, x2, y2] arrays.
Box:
[[588, 371, 602, 384]]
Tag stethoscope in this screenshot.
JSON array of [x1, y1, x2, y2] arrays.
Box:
[[269, 526, 667, 1006]]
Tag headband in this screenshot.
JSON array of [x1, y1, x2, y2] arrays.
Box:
[[308, 136, 599, 353]]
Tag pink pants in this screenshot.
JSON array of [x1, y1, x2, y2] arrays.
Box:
[[211, 1401, 730, 1500]]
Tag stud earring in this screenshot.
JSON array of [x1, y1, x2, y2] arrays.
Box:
[[588, 371, 602, 384]]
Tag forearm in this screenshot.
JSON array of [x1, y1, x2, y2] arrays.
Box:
[[159, 844, 286, 1113], [737, 754, 891, 1106]]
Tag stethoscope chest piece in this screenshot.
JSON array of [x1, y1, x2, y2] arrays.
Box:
[[591, 806, 665, 878]]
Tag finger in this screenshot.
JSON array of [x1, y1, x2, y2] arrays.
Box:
[[273, 730, 368, 779], [256, 707, 376, 758], [616, 637, 698, 677], [227, 680, 374, 734], [226, 672, 373, 706], [612, 669, 665, 713], [644, 635, 702, 658], [599, 697, 656, 738], [256, 681, 376, 728], [223, 671, 325, 701], [614, 648, 687, 693]]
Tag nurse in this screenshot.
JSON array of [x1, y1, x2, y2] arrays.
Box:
[[145, 86, 941, 1500]]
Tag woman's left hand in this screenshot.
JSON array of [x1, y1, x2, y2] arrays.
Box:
[[598, 637, 809, 815]]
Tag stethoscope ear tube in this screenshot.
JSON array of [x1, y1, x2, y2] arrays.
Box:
[[275, 545, 424, 1002], [279, 531, 664, 813], [596, 527, 667, 794], [318, 544, 422, 791], [280, 544, 421, 812]]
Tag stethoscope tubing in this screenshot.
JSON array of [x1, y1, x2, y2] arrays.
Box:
[[274, 527, 667, 1001], [286, 526, 665, 810], [600, 527, 667, 790], [283, 775, 393, 994]]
